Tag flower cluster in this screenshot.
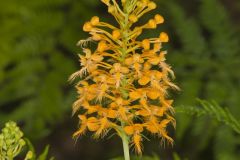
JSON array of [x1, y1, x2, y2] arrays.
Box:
[[0, 121, 32, 160], [70, 0, 179, 154]]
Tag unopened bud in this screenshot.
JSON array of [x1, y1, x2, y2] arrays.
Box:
[[153, 43, 161, 51], [25, 151, 33, 159], [112, 30, 121, 40], [19, 139, 26, 146], [83, 22, 93, 32], [142, 0, 149, 6], [142, 39, 150, 50], [148, 2, 156, 9], [129, 14, 138, 23], [92, 34, 102, 41], [97, 41, 108, 52], [154, 14, 164, 24], [90, 16, 100, 26], [159, 32, 169, 42], [148, 19, 157, 28]]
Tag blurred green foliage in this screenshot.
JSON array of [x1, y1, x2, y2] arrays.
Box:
[[0, 0, 240, 159], [158, 0, 240, 159], [0, 0, 99, 139], [160, 0, 240, 109], [176, 100, 240, 134]]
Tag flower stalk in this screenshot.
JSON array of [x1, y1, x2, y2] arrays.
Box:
[[122, 133, 130, 160]]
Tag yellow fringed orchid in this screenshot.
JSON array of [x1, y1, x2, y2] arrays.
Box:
[[70, 0, 179, 159]]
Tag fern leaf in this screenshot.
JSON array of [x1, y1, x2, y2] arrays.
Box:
[[175, 100, 240, 134]]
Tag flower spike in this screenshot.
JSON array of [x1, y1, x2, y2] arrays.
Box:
[[70, 0, 179, 156]]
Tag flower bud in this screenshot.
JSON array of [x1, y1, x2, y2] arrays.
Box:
[[92, 34, 101, 41], [19, 139, 26, 146], [83, 22, 93, 32], [153, 43, 161, 51], [129, 14, 138, 23], [142, 39, 150, 50], [159, 32, 169, 42], [97, 41, 108, 52], [147, 19, 157, 28], [142, 0, 149, 6], [112, 30, 121, 40], [154, 14, 164, 24], [90, 16, 100, 26], [25, 151, 33, 159], [148, 2, 156, 9]]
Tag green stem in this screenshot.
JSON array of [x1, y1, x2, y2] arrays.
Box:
[[121, 133, 130, 160], [119, 1, 132, 160]]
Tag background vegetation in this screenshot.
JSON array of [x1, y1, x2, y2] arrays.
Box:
[[0, 0, 240, 159]]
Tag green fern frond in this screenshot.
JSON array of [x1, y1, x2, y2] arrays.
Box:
[[175, 100, 240, 134]]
